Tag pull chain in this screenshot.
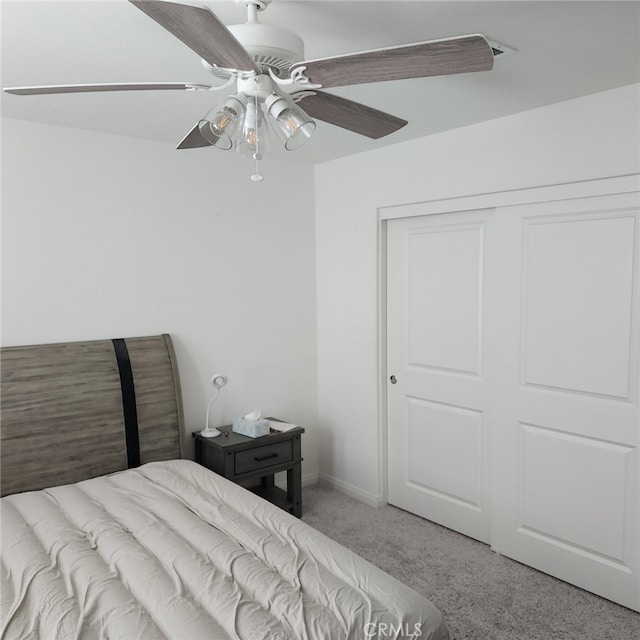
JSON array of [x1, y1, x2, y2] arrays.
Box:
[[251, 92, 264, 182]]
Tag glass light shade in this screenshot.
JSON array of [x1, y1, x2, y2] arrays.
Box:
[[199, 94, 247, 150], [198, 121, 233, 150], [265, 93, 316, 151], [237, 101, 270, 160]]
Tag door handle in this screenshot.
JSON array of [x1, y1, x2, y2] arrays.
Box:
[[390, 375, 397, 384]]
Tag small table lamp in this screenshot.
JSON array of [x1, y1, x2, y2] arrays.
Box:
[[201, 373, 228, 438]]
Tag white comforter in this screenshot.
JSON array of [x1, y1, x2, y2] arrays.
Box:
[[1, 460, 449, 640]]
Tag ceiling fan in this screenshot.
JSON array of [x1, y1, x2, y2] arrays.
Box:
[[4, 0, 495, 180]]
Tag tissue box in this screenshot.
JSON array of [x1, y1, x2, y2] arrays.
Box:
[[232, 417, 270, 438]]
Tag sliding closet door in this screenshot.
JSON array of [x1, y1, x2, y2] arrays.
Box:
[[387, 190, 639, 610], [491, 193, 640, 611], [386, 209, 496, 544]]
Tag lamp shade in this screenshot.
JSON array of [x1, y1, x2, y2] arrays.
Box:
[[199, 94, 247, 150], [265, 93, 316, 151]]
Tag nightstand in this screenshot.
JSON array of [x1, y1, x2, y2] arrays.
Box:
[[194, 420, 304, 517]]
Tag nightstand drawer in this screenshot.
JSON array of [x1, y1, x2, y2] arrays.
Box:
[[235, 440, 293, 475]]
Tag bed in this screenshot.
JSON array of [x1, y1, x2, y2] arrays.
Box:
[[1, 334, 449, 640]]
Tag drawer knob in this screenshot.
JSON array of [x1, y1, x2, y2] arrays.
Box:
[[254, 452, 279, 462]]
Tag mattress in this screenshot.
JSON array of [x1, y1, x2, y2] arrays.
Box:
[[1, 459, 449, 640]]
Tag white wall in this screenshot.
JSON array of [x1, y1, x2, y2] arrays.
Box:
[[314, 83, 640, 504], [4, 83, 639, 505], [1, 118, 318, 480]]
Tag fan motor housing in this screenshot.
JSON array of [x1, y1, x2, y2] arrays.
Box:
[[202, 22, 304, 79]]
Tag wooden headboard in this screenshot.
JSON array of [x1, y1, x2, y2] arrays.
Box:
[[1, 334, 185, 497]]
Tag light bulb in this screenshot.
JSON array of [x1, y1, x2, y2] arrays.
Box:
[[265, 93, 315, 150], [237, 101, 270, 160]]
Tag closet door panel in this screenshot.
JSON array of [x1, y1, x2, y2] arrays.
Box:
[[387, 210, 495, 544], [521, 214, 635, 398], [518, 423, 632, 562], [492, 193, 640, 611]]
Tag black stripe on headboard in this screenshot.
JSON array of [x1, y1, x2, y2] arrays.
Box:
[[112, 338, 141, 468]]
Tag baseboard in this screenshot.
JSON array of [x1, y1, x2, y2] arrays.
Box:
[[274, 471, 319, 491], [318, 473, 385, 508], [301, 472, 320, 488], [273, 472, 384, 508]]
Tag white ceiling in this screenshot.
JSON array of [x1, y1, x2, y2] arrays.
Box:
[[2, 0, 639, 165]]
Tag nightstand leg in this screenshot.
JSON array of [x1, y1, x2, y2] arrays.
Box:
[[287, 463, 302, 518]]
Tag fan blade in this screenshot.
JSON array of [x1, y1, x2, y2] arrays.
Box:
[[290, 34, 493, 88], [293, 90, 407, 139], [176, 123, 212, 149], [3, 82, 210, 95], [129, 0, 259, 74]]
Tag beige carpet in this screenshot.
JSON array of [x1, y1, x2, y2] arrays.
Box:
[[301, 484, 640, 640]]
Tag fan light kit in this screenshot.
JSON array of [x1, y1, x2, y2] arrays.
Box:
[[4, 0, 495, 181]]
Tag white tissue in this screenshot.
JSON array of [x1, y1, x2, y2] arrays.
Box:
[[232, 408, 270, 438]]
